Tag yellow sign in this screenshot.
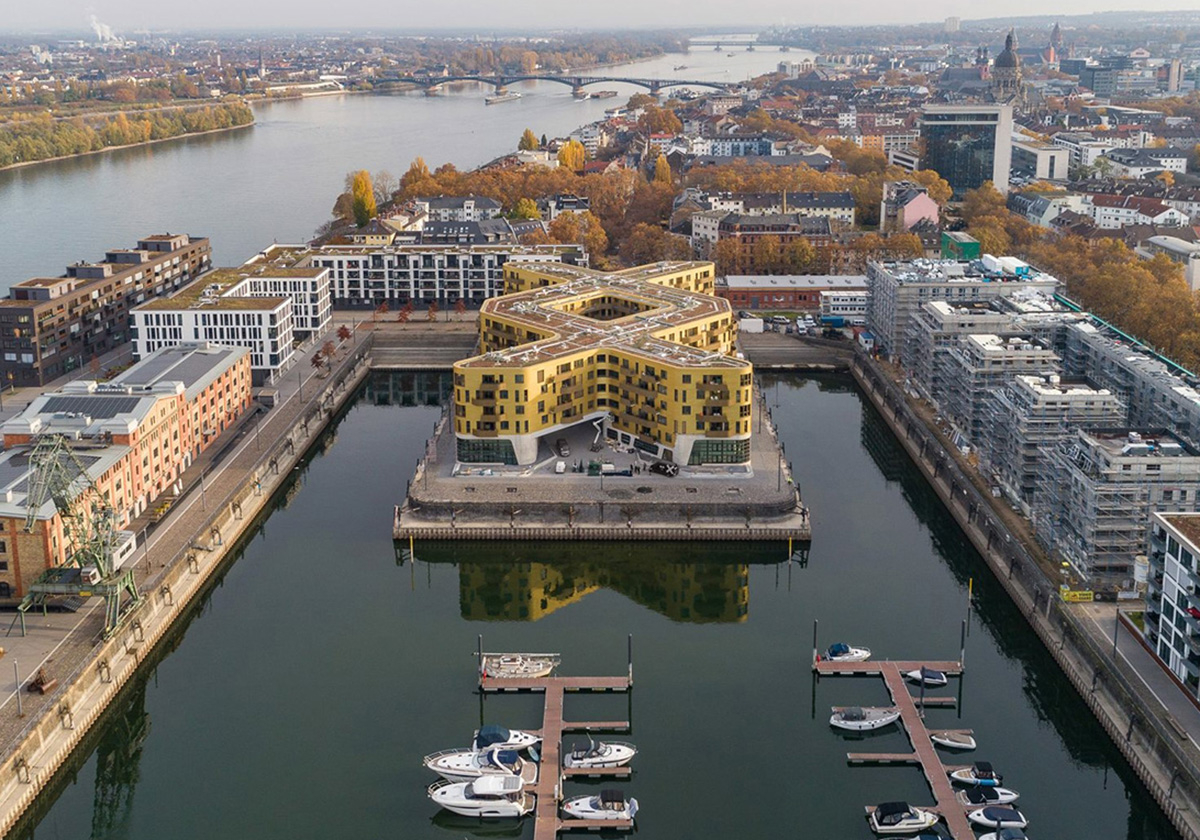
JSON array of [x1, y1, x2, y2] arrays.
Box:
[[1061, 589, 1094, 603]]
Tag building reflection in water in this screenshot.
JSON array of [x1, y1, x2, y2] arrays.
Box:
[[402, 542, 804, 623]]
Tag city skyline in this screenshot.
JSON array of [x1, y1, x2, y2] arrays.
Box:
[[7, 1, 1200, 33]]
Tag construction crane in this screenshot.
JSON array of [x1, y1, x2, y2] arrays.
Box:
[[10, 435, 141, 638]]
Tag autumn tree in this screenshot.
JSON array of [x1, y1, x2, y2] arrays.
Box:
[[322, 340, 337, 362], [455, 299, 468, 318], [518, 128, 539, 151], [311, 353, 324, 371], [373, 300, 390, 323], [512, 197, 540, 219], [653, 153, 672, 184], [637, 105, 682, 135], [557, 139, 587, 172], [427, 301, 439, 321], [548, 210, 609, 264], [337, 325, 352, 342], [351, 170, 377, 227]]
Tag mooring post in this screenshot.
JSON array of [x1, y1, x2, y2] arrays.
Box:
[[788, 536, 793, 562], [477, 634, 483, 680], [812, 619, 818, 667], [627, 634, 633, 685], [13, 660, 21, 718], [960, 618, 967, 670]]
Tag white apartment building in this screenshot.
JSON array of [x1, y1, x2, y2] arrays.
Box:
[[413, 195, 503, 222], [1147, 512, 1200, 697], [819, 290, 868, 321]]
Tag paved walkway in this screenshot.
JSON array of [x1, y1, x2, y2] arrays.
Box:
[[1079, 603, 1200, 748]]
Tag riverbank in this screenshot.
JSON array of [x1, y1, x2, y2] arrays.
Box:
[[0, 328, 372, 836], [851, 350, 1200, 840], [0, 121, 254, 175]]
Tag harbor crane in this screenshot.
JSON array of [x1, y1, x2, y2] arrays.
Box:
[[9, 435, 141, 638]]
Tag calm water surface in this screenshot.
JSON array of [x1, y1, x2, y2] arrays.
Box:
[[10, 372, 1178, 840], [0, 47, 795, 289]]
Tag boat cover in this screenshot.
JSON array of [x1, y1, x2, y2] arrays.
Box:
[[842, 707, 866, 721], [974, 761, 995, 777], [982, 808, 1021, 822], [487, 750, 520, 768], [996, 829, 1027, 840], [829, 643, 850, 656], [475, 725, 513, 749], [876, 802, 910, 820], [922, 667, 946, 679], [963, 789, 998, 804], [600, 789, 625, 805]]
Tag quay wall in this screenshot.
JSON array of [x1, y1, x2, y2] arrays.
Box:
[[851, 352, 1200, 840], [0, 334, 374, 837]]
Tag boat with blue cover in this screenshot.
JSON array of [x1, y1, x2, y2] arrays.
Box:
[[424, 746, 538, 786], [950, 761, 1003, 787], [473, 724, 541, 753], [822, 643, 872, 662]]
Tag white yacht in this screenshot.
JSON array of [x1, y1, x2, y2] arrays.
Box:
[[905, 667, 949, 687], [562, 789, 638, 821], [867, 802, 940, 834], [484, 92, 522, 105], [428, 776, 533, 818], [473, 724, 541, 753], [424, 747, 538, 786], [980, 829, 1028, 840], [930, 731, 976, 750], [957, 787, 1020, 807], [481, 654, 557, 679], [968, 807, 1028, 829], [563, 738, 637, 769], [830, 706, 901, 731], [949, 761, 1003, 787], [822, 643, 872, 662]]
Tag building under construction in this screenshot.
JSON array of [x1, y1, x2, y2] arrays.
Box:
[[984, 374, 1126, 513], [1034, 427, 1200, 578]]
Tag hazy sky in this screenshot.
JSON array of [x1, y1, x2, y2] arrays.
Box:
[[8, 0, 1200, 32]]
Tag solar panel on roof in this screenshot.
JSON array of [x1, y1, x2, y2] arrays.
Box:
[[42, 396, 141, 419]]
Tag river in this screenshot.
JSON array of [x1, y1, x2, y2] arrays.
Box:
[[0, 43, 1180, 840], [6, 371, 1180, 840], [0, 46, 796, 290]]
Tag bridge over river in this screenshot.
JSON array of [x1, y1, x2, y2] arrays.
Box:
[[377, 72, 738, 96]]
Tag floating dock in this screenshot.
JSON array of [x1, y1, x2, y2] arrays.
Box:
[[817, 657, 975, 840], [477, 641, 634, 840]]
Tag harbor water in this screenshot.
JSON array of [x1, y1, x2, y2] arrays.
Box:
[[9, 372, 1179, 840]]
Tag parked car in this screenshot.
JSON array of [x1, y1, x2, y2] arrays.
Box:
[[649, 461, 679, 477], [737, 310, 752, 319], [555, 438, 570, 457]]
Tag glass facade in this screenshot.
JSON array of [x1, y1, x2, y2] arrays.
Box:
[[688, 439, 751, 465], [456, 438, 518, 465], [922, 113, 1000, 199]]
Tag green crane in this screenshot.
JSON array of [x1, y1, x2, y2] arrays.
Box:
[[11, 435, 141, 638]]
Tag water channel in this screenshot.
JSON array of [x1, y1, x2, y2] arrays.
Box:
[[0, 42, 1183, 840], [7, 372, 1180, 840]]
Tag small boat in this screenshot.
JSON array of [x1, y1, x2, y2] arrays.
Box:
[[930, 731, 976, 750], [968, 807, 1028, 830], [473, 724, 541, 753], [591, 90, 618, 98], [673, 64, 688, 70], [563, 737, 637, 769], [484, 92, 522, 105], [957, 787, 1020, 807], [481, 654, 557, 679], [868, 802, 940, 835], [830, 706, 901, 732], [428, 775, 533, 818], [949, 761, 1003, 787], [979, 829, 1029, 840], [821, 643, 871, 662], [424, 747, 538, 786], [905, 667, 949, 687], [562, 789, 639, 821]]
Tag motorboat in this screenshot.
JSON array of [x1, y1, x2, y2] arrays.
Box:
[[949, 761, 1003, 787], [484, 92, 522, 105], [868, 802, 940, 835], [428, 776, 533, 818], [822, 643, 872, 662], [956, 787, 1020, 807], [968, 807, 1028, 830], [979, 829, 1028, 840], [481, 654, 557, 679], [830, 706, 901, 732], [473, 724, 541, 753], [561, 789, 638, 821], [424, 747, 538, 786], [563, 738, 637, 769], [905, 667, 949, 687], [930, 731, 976, 751]]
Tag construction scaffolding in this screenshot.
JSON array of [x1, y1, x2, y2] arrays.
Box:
[[1034, 427, 1200, 580], [985, 374, 1126, 512]]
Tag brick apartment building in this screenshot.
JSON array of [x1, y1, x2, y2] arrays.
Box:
[[0, 233, 212, 387]]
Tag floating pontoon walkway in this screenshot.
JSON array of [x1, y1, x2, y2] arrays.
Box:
[[817, 657, 973, 840], [478, 639, 634, 840]]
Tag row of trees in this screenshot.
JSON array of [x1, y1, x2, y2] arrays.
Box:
[[0, 102, 254, 168], [962, 183, 1200, 370]]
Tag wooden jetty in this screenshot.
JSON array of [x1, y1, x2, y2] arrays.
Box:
[[818, 657, 974, 840], [477, 640, 634, 840]]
